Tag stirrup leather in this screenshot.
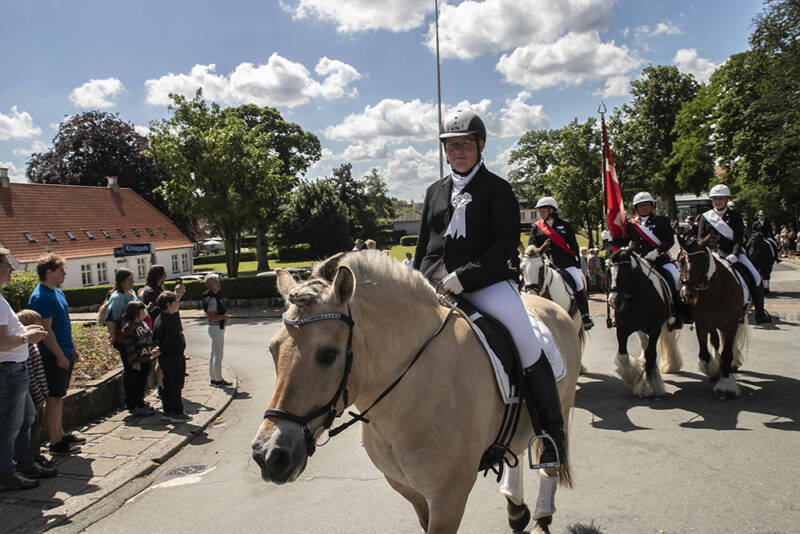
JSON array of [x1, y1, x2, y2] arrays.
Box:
[[527, 432, 560, 469]]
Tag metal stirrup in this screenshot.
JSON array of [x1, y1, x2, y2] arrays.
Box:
[[527, 432, 560, 470]]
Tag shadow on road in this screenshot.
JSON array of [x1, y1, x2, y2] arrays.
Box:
[[575, 369, 800, 433]]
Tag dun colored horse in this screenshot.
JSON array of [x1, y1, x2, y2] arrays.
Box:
[[678, 235, 748, 397], [607, 246, 682, 397], [251, 251, 584, 534]]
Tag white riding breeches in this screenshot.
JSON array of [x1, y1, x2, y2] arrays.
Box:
[[564, 266, 584, 292], [662, 261, 680, 290], [735, 253, 761, 285], [462, 280, 544, 368]]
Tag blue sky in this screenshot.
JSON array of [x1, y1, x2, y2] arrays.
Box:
[[1, 0, 764, 201]]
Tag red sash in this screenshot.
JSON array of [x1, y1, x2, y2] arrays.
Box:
[[630, 218, 661, 249], [535, 219, 577, 258]]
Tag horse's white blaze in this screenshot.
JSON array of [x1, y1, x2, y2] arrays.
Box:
[[499, 463, 524, 506], [713, 375, 741, 397], [533, 473, 559, 520]]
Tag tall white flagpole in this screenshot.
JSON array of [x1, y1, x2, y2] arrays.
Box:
[[435, 0, 444, 180]]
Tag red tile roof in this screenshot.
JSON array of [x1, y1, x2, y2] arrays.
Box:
[[0, 183, 193, 263]]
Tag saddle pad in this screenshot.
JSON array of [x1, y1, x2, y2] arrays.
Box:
[[459, 307, 566, 405]]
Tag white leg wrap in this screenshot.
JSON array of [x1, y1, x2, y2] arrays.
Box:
[[533, 473, 559, 520], [500, 463, 524, 506]]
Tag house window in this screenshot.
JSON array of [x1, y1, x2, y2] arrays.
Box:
[[171, 254, 179, 273], [181, 252, 190, 272], [66, 231, 77, 240], [136, 257, 148, 279], [45, 232, 57, 241], [521, 212, 526, 221], [100, 229, 111, 239], [23, 232, 36, 243], [117, 229, 126, 238], [80, 263, 93, 286], [131, 228, 141, 237], [84, 230, 95, 239], [158, 227, 167, 235], [96, 262, 108, 284], [145, 227, 155, 236]]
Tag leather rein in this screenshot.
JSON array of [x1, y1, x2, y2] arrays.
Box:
[[264, 302, 457, 458]]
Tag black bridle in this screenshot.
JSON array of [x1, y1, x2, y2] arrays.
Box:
[[264, 302, 456, 458], [680, 248, 714, 294]]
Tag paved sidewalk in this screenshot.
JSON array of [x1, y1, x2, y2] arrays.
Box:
[[0, 358, 237, 534]]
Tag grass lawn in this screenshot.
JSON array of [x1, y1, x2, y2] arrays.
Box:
[[196, 232, 602, 276]]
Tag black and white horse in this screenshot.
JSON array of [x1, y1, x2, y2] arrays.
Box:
[[607, 247, 682, 397], [746, 232, 777, 294], [520, 244, 578, 318]]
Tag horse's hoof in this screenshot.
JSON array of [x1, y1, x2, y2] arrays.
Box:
[[713, 376, 741, 398], [507, 501, 530, 532], [531, 516, 552, 534]]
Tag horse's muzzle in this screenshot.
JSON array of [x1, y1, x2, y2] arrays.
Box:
[[251, 421, 308, 485]]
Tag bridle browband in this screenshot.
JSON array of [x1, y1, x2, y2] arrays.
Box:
[[264, 301, 457, 458]]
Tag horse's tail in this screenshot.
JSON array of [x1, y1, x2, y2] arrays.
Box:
[[558, 430, 573, 488], [733, 316, 749, 369], [657, 323, 683, 374]]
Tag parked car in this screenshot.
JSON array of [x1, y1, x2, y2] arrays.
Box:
[[257, 267, 309, 281], [182, 271, 229, 281]]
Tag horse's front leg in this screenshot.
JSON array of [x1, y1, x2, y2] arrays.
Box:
[[713, 323, 742, 398], [500, 464, 532, 532], [696, 324, 719, 378], [633, 324, 666, 397], [614, 325, 639, 387], [386, 476, 429, 531], [426, 480, 473, 534]]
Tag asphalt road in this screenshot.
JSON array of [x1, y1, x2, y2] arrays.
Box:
[[62, 286, 799, 533]]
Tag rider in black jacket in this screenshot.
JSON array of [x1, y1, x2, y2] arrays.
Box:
[[528, 197, 594, 330]]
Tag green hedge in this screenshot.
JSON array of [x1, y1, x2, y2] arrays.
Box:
[[195, 251, 256, 265], [400, 235, 418, 246], [278, 243, 313, 262], [2, 272, 40, 311]]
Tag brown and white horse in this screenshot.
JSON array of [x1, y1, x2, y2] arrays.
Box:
[[251, 251, 584, 533]]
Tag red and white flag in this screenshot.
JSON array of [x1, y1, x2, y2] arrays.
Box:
[[602, 116, 626, 239]]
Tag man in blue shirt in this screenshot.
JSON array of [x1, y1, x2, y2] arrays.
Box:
[[28, 255, 85, 455]]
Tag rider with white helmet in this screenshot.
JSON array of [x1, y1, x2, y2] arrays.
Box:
[[528, 196, 594, 330], [618, 192, 687, 329], [414, 108, 566, 468], [698, 184, 771, 323]]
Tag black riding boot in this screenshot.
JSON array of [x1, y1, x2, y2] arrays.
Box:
[[575, 289, 594, 330], [523, 356, 566, 468], [752, 284, 772, 324], [668, 288, 684, 330]]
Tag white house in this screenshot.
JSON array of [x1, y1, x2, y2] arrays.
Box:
[[0, 172, 195, 289]]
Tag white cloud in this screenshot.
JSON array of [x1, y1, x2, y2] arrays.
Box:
[[285, 0, 431, 32], [0, 161, 25, 182], [133, 125, 151, 137], [427, 0, 615, 60], [12, 140, 48, 158], [144, 53, 361, 108], [497, 31, 640, 90], [325, 93, 546, 160], [653, 21, 682, 36], [673, 48, 717, 83], [69, 78, 125, 108], [488, 143, 520, 177], [594, 75, 630, 98], [0, 106, 42, 140], [378, 146, 439, 201]]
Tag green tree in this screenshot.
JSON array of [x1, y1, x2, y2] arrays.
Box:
[[509, 118, 604, 244], [362, 168, 394, 225], [612, 65, 699, 217], [222, 105, 320, 271], [326, 163, 381, 239], [273, 179, 352, 256], [668, 81, 716, 194], [149, 92, 286, 277]]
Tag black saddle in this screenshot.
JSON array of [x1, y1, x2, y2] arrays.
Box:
[[454, 297, 525, 481]]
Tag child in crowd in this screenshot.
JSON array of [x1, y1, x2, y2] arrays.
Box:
[[15, 309, 58, 476], [153, 291, 190, 422], [121, 301, 158, 416]]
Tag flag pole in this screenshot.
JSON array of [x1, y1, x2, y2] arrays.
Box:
[[435, 0, 444, 180], [598, 102, 607, 231]]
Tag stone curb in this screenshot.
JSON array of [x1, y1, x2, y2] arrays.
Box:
[[4, 361, 237, 534]]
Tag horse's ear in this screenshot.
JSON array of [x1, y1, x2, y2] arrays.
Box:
[[699, 233, 711, 247], [331, 265, 355, 304], [313, 252, 348, 281], [524, 245, 536, 257], [276, 269, 297, 298]]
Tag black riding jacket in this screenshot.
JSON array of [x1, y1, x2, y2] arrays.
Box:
[[413, 164, 520, 292], [616, 215, 674, 256], [698, 208, 745, 255], [751, 218, 774, 239], [528, 217, 580, 269]]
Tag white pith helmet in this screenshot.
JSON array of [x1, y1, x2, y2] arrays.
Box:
[[632, 191, 655, 206], [535, 196, 558, 210], [709, 184, 732, 198]]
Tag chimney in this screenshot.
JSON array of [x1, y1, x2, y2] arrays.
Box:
[[0, 168, 9, 188], [107, 176, 119, 192]]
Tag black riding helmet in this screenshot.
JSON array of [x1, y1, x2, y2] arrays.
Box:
[[439, 109, 486, 143]]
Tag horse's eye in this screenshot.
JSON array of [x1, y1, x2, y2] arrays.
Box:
[[317, 348, 339, 366]]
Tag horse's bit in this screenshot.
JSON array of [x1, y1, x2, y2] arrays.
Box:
[[264, 302, 456, 457]]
